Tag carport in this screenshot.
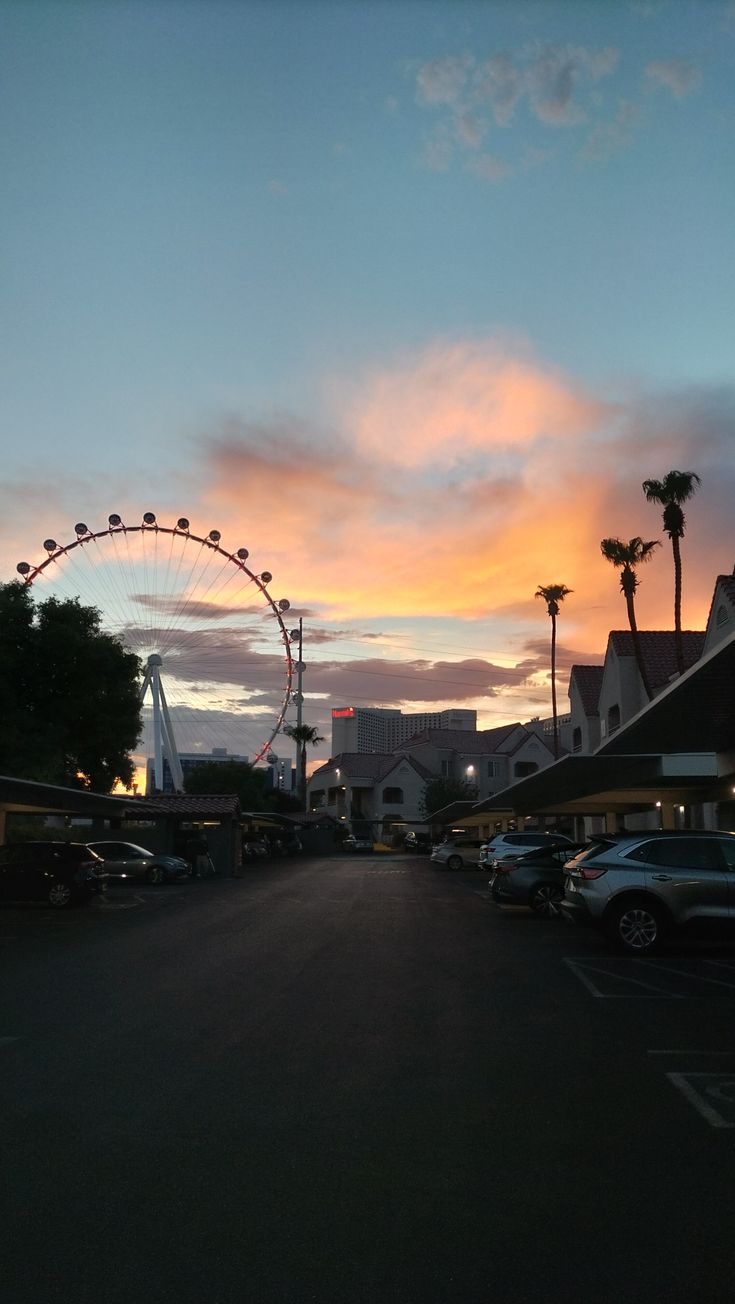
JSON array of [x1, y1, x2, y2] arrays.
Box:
[[457, 629, 735, 834], [0, 775, 124, 844]]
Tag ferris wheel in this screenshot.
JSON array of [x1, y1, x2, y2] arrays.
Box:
[[16, 512, 295, 791]]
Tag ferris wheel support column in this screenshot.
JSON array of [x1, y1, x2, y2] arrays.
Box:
[[157, 675, 184, 792], [140, 654, 184, 794]]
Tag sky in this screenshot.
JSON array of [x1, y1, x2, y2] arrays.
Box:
[[1, 0, 734, 778]]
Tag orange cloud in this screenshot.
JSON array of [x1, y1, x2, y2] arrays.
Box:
[[192, 343, 733, 681], [344, 340, 609, 467]]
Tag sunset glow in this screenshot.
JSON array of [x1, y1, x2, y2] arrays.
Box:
[[1, 2, 732, 769]]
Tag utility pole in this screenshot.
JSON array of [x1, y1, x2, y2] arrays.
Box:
[[289, 618, 305, 802]]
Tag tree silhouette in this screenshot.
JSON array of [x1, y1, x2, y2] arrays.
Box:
[[600, 537, 660, 701], [285, 723, 326, 809], [535, 583, 573, 759], [642, 470, 701, 674]]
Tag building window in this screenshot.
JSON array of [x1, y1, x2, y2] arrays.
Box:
[[716, 604, 730, 627], [487, 760, 498, 778], [514, 761, 538, 778], [572, 727, 582, 753], [440, 760, 452, 777], [382, 787, 403, 804], [607, 704, 620, 734]]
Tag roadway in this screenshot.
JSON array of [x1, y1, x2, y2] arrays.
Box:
[[1, 855, 734, 1303]]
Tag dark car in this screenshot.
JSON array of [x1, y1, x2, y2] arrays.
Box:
[[489, 841, 589, 917], [344, 835, 373, 853], [88, 840, 190, 884], [0, 841, 106, 908]]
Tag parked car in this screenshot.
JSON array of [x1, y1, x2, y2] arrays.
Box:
[[561, 830, 735, 954], [88, 840, 190, 884], [344, 835, 373, 852], [479, 831, 574, 869], [489, 841, 589, 917], [0, 841, 106, 908], [430, 838, 484, 870]]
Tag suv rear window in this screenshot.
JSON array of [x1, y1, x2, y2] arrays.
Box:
[[625, 838, 725, 870]]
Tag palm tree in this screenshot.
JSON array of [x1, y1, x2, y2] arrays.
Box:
[[285, 723, 326, 809], [600, 536, 660, 701], [535, 583, 573, 759], [642, 470, 701, 675]]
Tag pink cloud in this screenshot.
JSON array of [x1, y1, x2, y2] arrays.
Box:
[[346, 341, 609, 468]]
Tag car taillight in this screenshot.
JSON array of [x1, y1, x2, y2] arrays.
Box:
[[494, 860, 517, 874], [576, 866, 608, 880]]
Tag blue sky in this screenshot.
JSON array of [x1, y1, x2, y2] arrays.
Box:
[[2, 0, 734, 770]]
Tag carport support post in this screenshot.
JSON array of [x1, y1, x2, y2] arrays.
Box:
[[659, 802, 677, 830], [0, 809, 5, 844], [605, 811, 618, 834]]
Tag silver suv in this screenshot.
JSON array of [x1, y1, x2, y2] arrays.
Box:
[[480, 831, 573, 869], [561, 831, 735, 954]]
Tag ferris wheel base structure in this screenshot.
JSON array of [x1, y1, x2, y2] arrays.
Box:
[[140, 654, 185, 793]]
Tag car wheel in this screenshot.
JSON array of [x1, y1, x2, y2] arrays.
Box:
[[48, 882, 73, 908], [447, 854, 463, 871], [605, 899, 666, 954], [146, 866, 163, 885], [529, 884, 564, 917]]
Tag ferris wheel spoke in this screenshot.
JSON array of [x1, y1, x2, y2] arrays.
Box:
[[17, 514, 294, 789]]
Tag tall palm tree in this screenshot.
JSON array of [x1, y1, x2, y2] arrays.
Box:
[[535, 583, 573, 759], [285, 723, 326, 809], [642, 470, 701, 674], [600, 536, 660, 701]]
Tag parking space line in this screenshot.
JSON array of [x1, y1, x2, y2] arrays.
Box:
[[563, 957, 685, 998], [631, 959, 735, 990], [666, 1073, 735, 1128]]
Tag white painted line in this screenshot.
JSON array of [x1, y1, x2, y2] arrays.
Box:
[[666, 1073, 735, 1128], [564, 958, 608, 996], [648, 1049, 735, 1056], [704, 959, 735, 973], [633, 959, 735, 990], [563, 958, 685, 998]]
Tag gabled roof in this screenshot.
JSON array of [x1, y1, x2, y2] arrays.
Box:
[[704, 573, 735, 630], [608, 630, 705, 689], [310, 752, 434, 783], [398, 723, 522, 753], [569, 665, 605, 716]]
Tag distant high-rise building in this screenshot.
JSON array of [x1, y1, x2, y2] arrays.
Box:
[[331, 706, 476, 755], [145, 747, 249, 794]]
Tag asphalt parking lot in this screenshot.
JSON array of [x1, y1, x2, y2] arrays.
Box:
[[2, 856, 735, 1303]]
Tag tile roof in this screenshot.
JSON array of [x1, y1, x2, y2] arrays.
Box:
[[608, 630, 705, 689], [398, 724, 522, 752], [310, 752, 434, 782], [124, 794, 240, 817], [570, 665, 605, 716]]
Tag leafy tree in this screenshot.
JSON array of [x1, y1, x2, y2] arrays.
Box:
[[420, 776, 478, 820], [183, 759, 269, 809], [0, 581, 142, 790], [642, 470, 701, 674], [284, 723, 326, 808], [600, 536, 660, 701], [535, 583, 573, 760]]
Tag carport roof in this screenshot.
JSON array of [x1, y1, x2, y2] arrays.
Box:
[[0, 775, 124, 817], [456, 629, 735, 822]]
